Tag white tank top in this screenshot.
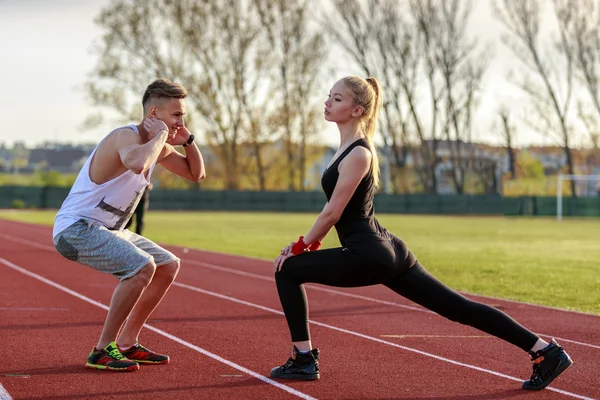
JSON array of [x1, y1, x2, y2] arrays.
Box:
[[53, 125, 157, 237]]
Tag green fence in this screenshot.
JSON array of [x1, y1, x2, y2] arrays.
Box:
[[1, 185, 599, 216]]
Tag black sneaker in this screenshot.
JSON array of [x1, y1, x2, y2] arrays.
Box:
[[270, 346, 320, 381], [522, 339, 573, 390]]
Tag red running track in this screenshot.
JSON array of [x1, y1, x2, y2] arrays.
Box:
[[0, 219, 598, 400]]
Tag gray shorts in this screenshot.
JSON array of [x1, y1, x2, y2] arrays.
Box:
[[53, 219, 179, 281]]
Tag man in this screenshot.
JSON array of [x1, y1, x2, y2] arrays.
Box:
[[53, 78, 205, 371]]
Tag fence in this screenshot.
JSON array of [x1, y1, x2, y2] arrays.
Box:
[[1, 185, 599, 217]]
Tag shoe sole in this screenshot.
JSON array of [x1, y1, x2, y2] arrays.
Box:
[[85, 363, 139, 372], [522, 356, 573, 391], [130, 359, 170, 365], [270, 372, 320, 381]]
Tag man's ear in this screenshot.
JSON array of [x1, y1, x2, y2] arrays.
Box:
[[352, 106, 364, 118]]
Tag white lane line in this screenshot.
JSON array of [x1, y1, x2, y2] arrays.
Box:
[[181, 259, 600, 350], [184, 258, 431, 314], [0, 384, 13, 400], [1, 223, 599, 318], [1, 232, 598, 351], [0, 258, 317, 400], [0, 308, 69, 311], [173, 281, 595, 400], [177, 246, 600, 318]]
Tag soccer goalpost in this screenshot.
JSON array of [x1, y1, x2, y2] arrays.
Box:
[[556, 174, 600, 221]]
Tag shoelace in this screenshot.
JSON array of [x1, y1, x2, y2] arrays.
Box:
[[529, 363, 541, 381], [282, 357, 296, 369], [529, 355, 545, 382], [107, 348, 126, 360]]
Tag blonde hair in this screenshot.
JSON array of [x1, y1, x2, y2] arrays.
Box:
[[341, 76, 381, 188], [142, 78, 188, 114]]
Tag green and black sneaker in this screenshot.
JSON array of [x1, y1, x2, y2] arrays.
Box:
[[119, 343, 169, 365], [85, 341, 139, 371]]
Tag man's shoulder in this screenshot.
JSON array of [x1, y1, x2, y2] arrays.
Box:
[[109, 125, 138, 138], [106, 126, 142, 147]]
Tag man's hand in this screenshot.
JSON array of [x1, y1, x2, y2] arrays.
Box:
[[143, 118, 169, 140], [167, 125, 193, 146]]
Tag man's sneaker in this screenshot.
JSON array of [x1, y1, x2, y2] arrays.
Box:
[[85, 342, 139, 371], [522, 339, 573, 390], [270, 346, 320, 381], [119, 343, 170, 365]]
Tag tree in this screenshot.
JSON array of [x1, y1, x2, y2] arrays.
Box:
[[85, 0, 269, 189], [494, 0, 577, 196], [327, 0, 417, 193], [254, 0, 327, 191], [427, 0, 488, 194], [328, 0, 487, 194], [558, 0, 600, 156], [499, 107, 517, 179]]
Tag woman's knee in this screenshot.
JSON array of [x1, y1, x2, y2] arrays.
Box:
[[275, 258, 300, 283]]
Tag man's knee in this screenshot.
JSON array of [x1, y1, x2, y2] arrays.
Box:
[[157, 260, 180, 281], [132, 262, 156, 286]]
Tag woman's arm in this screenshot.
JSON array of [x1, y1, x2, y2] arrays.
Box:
[[275, 147, 371, 271], [301, 147, 371, 246]]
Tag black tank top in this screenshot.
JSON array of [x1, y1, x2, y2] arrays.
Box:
[[321, 138, 416, 271], [321, 138, 380, 245]]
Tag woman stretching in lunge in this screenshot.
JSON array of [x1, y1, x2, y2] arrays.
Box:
[[269, 76, 572, 391]]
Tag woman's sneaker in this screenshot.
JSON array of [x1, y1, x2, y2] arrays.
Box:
[[85, 342, 139, 371], [522, 339, 573, 390], [270, 346, 320, 381], [119, 343, 169, 365]]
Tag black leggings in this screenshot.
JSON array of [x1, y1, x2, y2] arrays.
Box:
[[275, 247, 539, 352]]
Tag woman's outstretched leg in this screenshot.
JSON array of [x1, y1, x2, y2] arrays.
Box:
[[385, 262, 573, 390]]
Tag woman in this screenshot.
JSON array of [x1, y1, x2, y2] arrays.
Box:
[[269, 76, 572, 391]]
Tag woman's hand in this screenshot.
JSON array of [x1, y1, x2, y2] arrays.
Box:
[[274, 242, 295, 272], [274, 252, 294, 272]]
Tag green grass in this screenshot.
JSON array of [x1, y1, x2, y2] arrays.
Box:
[[1, 210, 599, 314]]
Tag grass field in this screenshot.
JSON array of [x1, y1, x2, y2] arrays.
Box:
[[1, 210, 598, 315]]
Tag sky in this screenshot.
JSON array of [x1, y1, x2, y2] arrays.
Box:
[[0, 0, 578, 149]]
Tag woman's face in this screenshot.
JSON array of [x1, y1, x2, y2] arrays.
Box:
[[324, 80, 362, 124]]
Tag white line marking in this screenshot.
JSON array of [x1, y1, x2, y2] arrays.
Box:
[[0, 233, 54, 251], [177, 246, 600, 317], [536, 333, 600, 350], [0, 384, 13, 400], [181, 259, 600, 350], [1, 232, 599, 350], [0, 307, 69, 311], [184, 259, 432, 314], [0, 258, 317, 400], [172, 281, 595, 400], [1, 222, 599, 318]]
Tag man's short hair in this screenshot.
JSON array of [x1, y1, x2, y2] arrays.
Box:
[[142, 79, 188, 113]]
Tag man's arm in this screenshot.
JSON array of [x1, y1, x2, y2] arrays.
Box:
[[159, 141, 206, 182], [116, 119, 169, 174], [158, 127, 206, 182]]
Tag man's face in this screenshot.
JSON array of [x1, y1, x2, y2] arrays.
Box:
[[151, 98, 186, 139]]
